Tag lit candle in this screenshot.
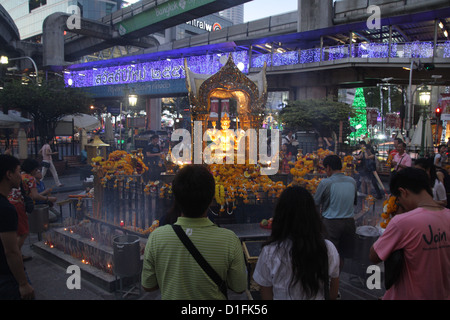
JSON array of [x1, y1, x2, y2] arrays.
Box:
[[120, 220, 124, 227]]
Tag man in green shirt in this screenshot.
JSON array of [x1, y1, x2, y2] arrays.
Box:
[[141, 165, 247, 299]]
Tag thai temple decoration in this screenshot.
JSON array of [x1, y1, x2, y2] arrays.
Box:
[[184, 54, 268, 162]]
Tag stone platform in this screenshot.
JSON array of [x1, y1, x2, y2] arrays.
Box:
[[33, 224, 146, 293]]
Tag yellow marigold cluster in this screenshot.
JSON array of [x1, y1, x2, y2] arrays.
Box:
[[288, 177, 322, 194], [316, 148, 333, 159], [380, 196, 398, 228], [342, 155, 355, 175], [158, 183, 172, 198], [387, 153, 393, 167], [134, 220, 159, 235], [209, 164, 285, 212], [144, 181, 159, 195], [288, 149, 334, 193], [92, 150, 148, 176]]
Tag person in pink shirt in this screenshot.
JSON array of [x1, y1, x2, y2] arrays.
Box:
[[391, 141, 412, 172], [370, 167, 450, 299]]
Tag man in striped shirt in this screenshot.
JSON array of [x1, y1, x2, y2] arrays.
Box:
[[141, 165, 247, 299], [314, 155, 357, 273]]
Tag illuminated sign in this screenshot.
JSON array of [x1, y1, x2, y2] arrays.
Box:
[[64, 51, 249, 88], [186, 19, 222, 32]]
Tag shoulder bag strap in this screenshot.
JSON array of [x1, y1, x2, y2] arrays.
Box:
[[395, 155, 405, 170], [172, 224, 228, 299]]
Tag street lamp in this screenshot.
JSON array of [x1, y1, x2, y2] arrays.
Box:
[[0, 55, 40, 84], [419, 90, 431, 106], [127, 90, 138, 149], [128, 90, 138, 107], [118, 89, 138, 150], [419, 86, 431, 157]]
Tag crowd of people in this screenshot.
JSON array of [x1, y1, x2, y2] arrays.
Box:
[[140, 131, 449, 300], [141, 154, 449, 300], [0, 138, 64, 299], [1, 132, 449, 300]]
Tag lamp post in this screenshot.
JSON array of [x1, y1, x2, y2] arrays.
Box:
[[128, 91, 138, 107], [118, 89, 138, 150], [419, 86, 431, 158], [128, 90, 138, 150], [0, 56, 40, 84]]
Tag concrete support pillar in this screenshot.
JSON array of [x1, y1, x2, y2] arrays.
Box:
[[296, 86, 331, 100], [146, 97, 161, 131], [42, 13, 67, 67], [18, 128, 27, 160], [297, 0, 333, 32], [80, 128, 88, 151]]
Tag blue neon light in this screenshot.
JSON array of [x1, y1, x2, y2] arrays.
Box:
[[65, 41, 450, 88]]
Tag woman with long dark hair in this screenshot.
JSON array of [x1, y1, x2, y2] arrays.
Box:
[[253, 186, 340, 299]]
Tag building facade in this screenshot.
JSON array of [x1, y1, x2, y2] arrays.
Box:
[[220, 4, 244, 25], [1, 0, 123, 40]]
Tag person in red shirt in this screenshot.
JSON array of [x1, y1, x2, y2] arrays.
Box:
[[370, 167, 450, 299], [8, 159, 57, 256]]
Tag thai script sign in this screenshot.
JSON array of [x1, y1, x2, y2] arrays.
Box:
[[65, 51, 249, 89]]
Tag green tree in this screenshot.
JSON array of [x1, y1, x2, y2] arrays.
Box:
[[279, 98, 355, 138], [349, 88, 368, 140], [0, 79, 91, 141]]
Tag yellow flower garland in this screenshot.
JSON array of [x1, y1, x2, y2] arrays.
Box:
[[92, 150, 148, 176], [380, 195, 398, 228], [215, 182, 226, 212]]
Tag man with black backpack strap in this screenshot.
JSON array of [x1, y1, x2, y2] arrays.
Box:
[[141, 165, 247, 299]]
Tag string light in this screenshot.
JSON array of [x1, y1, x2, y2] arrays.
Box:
[[299, 48, 321, 64], [65, 41, 450, 88]]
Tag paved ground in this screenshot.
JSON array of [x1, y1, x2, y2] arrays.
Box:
[[20, 169, 387, 300]]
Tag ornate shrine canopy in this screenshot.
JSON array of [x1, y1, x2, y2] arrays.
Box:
[[184, 54, 267, 120]]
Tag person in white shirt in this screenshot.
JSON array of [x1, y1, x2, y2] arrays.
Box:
[[415, 158, 447, 207], [39, 138, 62, 187], [433, 144, 448, 169], [253, 186, 340, 300]]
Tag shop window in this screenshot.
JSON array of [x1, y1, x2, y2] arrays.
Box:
[[29, 0, 47, 12]]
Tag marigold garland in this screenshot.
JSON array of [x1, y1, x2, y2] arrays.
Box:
[[92, 150, 148, 176], [380, 195, 398, 228]]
